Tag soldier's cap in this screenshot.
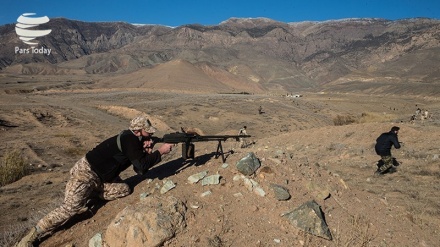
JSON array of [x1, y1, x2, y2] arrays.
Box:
[[129, 116, 156, 133]]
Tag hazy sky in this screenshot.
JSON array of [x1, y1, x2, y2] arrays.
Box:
[[2, 0, 439, 26]]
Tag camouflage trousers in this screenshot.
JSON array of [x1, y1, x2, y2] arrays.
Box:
[[239, 136, 252, 148], [377, 155, 393, 173], [36, 157, 131, 236], [239, 138, 246, 148]]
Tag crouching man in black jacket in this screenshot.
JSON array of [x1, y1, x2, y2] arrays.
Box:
[[16, 116, 174, 247], [374, 126, 401, 175]]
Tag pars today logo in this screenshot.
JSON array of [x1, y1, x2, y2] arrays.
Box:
[[15, 13, 52, 55]]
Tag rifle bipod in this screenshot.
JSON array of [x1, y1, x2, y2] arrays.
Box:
[[180, 140, 232, 163]]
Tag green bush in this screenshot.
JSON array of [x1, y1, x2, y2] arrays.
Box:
[[0, 149, 28, 186]]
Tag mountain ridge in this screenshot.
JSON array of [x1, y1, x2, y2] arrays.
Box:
[[1, 17, 439, 94]]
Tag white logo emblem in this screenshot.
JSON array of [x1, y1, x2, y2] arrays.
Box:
[[15, 13, 52, 47]]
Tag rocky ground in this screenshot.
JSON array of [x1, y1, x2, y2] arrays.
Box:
[[1, 84, 440, 247]]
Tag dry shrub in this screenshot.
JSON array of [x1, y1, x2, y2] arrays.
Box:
[[0, 192, 64, 247], [333, 112, 398, 126], [357, 112, 397, 123], [0, 149, 28, 186], [96, 105, 143, 120], [96, 105, 171, 132], [334, 215, 376, 247], [64, 147, 86, 156], [333, 115, 357, 126], [0, 150, 31, 245], [0, 223, 24, 247]]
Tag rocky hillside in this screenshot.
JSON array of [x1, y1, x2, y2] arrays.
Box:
[[1, 17, 440, 93], [1, 90, 439, 247]]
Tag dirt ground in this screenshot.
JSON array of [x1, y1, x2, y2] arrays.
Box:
[[1, 80, 440, 247]]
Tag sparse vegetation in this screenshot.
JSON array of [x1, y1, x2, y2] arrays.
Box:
[[53, 133, 74, 138], [333, 112, 399, 126], [218, 92, 251, 95], [64, 147, 86, 156], [357, 112, 397, 123], [334, 215, 377, 247], [300, 230, 313, 247], [333, 115, 357, 126], [0, 149, 28, 186], [0, 194, 64, 247], [0, 223, 25, 247]]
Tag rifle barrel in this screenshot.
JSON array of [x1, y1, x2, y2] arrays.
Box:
[[194, 135, 251, 141], [152, 134, 251, 143]]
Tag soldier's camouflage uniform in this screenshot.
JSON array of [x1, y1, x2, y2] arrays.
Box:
[[238, 127, 248, 148], [377, 155, 393, 173], [16, 116, 163, 246], [36, 157, 131, 235]]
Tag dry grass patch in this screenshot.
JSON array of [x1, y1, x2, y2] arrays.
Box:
[[333, 115, 357, 126], [0, 149, 28, 186], [96, 105, 144, 120], [0, 193, 64, 247], [334, 215, 377, 247], [64, 147, 86, 156], [357, 112, 398, 123], [333, 112, 398, 126], [96, 105, 171, 131]]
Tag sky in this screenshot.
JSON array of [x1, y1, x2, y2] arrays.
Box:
[[1, 0, 440, 27]]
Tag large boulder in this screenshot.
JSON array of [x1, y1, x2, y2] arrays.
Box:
[[282, 200, 332, 240], [103, 196, 187, 247], [236, 152, 261, 176]]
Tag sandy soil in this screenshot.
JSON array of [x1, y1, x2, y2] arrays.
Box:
[[1, 82, 440, 247]]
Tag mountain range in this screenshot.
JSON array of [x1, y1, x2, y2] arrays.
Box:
[[1, 17, 439, 94]]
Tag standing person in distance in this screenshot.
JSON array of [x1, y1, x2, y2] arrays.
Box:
[[238, 126, 248, 148]]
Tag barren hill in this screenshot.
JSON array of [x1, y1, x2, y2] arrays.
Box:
[[98, 59, 265, 93]]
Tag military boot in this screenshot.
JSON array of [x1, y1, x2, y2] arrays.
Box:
[[375, 162, 392, 175], [15, 227, 39, 247]]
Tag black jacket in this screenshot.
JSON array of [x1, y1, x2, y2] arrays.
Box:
[[375, 131, 400, 156], [85, 130, 161, 182]]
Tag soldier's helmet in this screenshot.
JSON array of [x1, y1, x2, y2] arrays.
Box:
[[129, 116, 156, 133]]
